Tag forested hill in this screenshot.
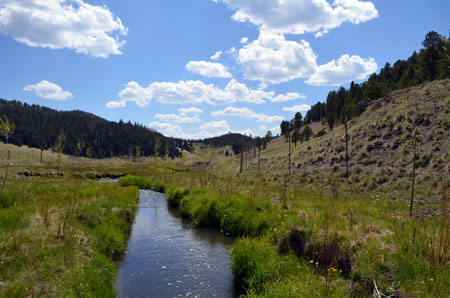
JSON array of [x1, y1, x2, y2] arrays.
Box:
[[280, 30, 450, 135], [195, 133, 254, 154], [0, 99, 182, 158]]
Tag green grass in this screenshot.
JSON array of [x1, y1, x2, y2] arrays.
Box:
[[0, 177, 138, 297]]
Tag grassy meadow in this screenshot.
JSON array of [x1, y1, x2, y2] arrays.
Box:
[[1, 80, 449, 297]]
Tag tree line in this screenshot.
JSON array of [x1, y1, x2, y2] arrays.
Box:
[[0, 99, 183, 159], [284, 30, 450, 132]]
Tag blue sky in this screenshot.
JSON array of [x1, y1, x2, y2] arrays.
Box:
[[0, 0, 448, 139]]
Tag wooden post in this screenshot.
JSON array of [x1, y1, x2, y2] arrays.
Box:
[[345, 117, 349, 183], [240, 136, 244, 174], [288, 129, 291, 180]]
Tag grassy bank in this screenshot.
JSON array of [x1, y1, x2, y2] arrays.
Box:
[[0, 177, 139, 297], [118, 172, 450, 297]]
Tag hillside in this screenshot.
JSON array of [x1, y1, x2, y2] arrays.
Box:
[[195, 133, 254, 154], [203, 79, 450, 187], [0, 99, 182, 158]]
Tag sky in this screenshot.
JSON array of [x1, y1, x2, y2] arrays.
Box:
[[0, 0, 448, 139]]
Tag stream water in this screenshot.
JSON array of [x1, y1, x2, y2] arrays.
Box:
[[116, 190, 237, 298]]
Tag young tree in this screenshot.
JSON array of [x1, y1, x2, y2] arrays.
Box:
[[400, 89, 424, 216], [292, 128, 301, 147], [303, 126, 313, 141], [0, 115, 15, 191], [55, 132, 66, 172]]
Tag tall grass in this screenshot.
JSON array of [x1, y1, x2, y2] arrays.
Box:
[[0, 178, 138, 297]]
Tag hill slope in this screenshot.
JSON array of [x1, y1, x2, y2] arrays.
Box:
[[207, 79, 450, 186], [0, 99, 181, 158]]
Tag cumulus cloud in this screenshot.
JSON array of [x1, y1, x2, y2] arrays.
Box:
[[237, 31, 377, 85], [225, 79, 274, 104], [271, 92, 305, 102], [216, 0, 377, 36], [0, 0, 127, 58], [149, 120, 252, 140], [106, 79, 297, 108], [154, 113, 201, 124], [305, 54, 378, 86], [178, 107, 203, 115], [240, 37, 248, 44], [200, 120, 231, 132], [210, 51, 223, 60], [282, 104, 311, 112], [211, 106, 283, 123], [186, 61, 232, 78], [23, 80, 73, 100], [148, 122, 183, 135], [238, 32, 317, 84]]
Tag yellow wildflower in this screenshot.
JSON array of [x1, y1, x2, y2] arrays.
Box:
[[273, 228, 278, 232], [430, 278, 434, 281]]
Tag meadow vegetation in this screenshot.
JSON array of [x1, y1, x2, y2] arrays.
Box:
[[0, 79, 449, 297]]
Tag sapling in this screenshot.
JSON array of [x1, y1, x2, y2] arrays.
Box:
[[0, 115, 15, 191]]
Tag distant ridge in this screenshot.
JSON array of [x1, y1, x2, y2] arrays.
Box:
[[0, 99, 182, 158]]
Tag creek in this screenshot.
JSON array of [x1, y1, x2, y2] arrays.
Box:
[[116, 190, 237, 298]]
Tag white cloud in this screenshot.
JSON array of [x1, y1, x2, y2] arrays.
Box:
[[240, 37, 248, 44], [282, 104, 311, 112], [106, 100, 126, 108], [237, 31, 377, 86], [148, 122, 183, 135], [238, 32, 317, 84], [225, 79, 274, 104], [305, 54, 378, 86], [186, 61, 232, 78], [217, 0, 377, 36], [23, 80, 73, 100], [0, 0, 127, 58], [271, 92, 305, 102], [211, 106, 283, 123], [106, 79, 298, 108], [154, 113, 201, 124], [210, 51, 223, 60], [269, 125, 281, 133], [259, 82, 269, 90], [178, 107, 203, 115], [259, 125, 267, 131], [200, 120, 231, 132]]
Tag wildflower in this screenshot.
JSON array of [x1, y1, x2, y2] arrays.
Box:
[[389, 287, 393, 291], [339, 270, 342, 273], [277, 214, 281, 218], [310, 260, 314, 263], [297, 265, 301, 269], [391, 215, 395, 219], [435, 234, 438, 238], [273, 228, 278, 232], [284, 214, 288, 217], [281, 221, 284, 224], [430, 278, 434, 281]]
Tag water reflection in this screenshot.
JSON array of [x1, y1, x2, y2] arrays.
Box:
[[116, 190, 237, 298]]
